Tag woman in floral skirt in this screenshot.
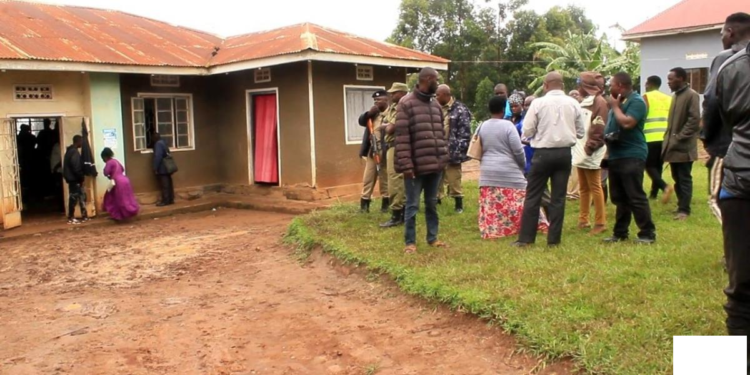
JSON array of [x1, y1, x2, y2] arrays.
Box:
[[477, 96, 548, 239]]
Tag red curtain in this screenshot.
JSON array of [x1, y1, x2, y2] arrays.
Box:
[[253, 94, 279, 184]]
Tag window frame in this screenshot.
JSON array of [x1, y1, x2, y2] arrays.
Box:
[[132, 92, 196, 153], [342, 85, 385, 145], [254, 68, 272, 83], [685, 67, 708, 93], [356, 65, 374, 81]]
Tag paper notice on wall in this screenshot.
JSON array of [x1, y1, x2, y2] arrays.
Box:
[[103, 129, 117, 149]]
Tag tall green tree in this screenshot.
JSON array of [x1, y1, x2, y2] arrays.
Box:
[[473, 77, 495, 121]]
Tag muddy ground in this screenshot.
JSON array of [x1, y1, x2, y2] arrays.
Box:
[[0, 209, 569, 375]]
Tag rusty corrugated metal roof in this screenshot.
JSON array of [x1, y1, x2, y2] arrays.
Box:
[[0, 1, 448, 69], [624, 0, 750, 38]]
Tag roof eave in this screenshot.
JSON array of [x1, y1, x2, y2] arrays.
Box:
[[622, 24, 723, 42], [207, 50, 450, 75], [0, 59, 207, 75]]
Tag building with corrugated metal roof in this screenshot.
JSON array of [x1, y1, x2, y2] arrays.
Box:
[[623, 0, 750, 94], [0, 1, 448, 229]]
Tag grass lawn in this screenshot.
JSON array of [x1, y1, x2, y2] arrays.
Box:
[[286, 164, 725, 374]]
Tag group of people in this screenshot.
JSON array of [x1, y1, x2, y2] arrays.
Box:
[[57, 131, 178, 224], [16, 119, 63, 208], [355, 11, 750, 355]]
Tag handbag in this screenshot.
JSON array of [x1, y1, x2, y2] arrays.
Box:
[[162, 153, 179, 175], [467, 123, 484, 161]]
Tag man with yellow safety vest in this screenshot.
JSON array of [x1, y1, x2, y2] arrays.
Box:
[[642, 76, 673, 201]]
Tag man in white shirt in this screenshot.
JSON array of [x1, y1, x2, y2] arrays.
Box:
[[513, 71, 585, 247]]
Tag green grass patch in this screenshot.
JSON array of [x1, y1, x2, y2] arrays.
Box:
[[286, 165, 725, 374]]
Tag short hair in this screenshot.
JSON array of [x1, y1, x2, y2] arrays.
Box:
[[101, 147, 114, 159], [72, 135, 82, 143], [670, 67, 688, 80], [489, 96, 507, 115], [612, 72, 633, 87], [646, 76, 662, 88], [726, 12, 750, 25]]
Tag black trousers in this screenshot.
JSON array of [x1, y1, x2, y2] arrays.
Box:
[[609, 158, 656, 239], [670, 162, 694, 215], [519, 148, 571, 245], [645, 141, 668, 197], [720, 199, 750, 346], [158, 174, 175, 204], [67, 182, 87, 219]]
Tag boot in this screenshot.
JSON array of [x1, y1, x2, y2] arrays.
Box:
[[454, 197, 464, 214], [381, 197, 390, 213], [380, 209, 404, 228], [360, 198, 370, 213]]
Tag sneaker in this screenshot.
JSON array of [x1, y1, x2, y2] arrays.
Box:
[[80, 217, 90, 223], [673, 212, 689, 221], [67, 219, 81, 225], [635, 237, 656, 245], [603, 236, 628, 243]]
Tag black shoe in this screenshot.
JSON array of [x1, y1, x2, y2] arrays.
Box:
[[547, 243, 560, 248], [635, 237, 656, 245], [380, 209, 404, 228], [603, 236, 628, 243], [437, 198, 442, 205], [510, 241, 532, 248], [156, 202, 168, 207], [454, 197, 464, 214], [360, 198, 371, 213], [381, 197, 390, 213]]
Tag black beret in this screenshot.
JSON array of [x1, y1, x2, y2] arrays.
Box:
[[372, 90, 388, 98]]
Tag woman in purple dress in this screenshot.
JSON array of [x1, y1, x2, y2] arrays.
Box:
[[101, 148, 139, 221]]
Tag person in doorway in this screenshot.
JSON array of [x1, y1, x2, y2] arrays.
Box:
[[381, 83, 409, 228], [36, 119, 57, 160], [436, 84, 472, 213], [493, 83, 512, 118], [702, 13, 750, 198], [17, 124, 36, 202], [63, 135, 88, 224], [574, 72, 608, 235], [395, 67, 449, 254], [50, 137, 64, 212], [153, 133, 175, 207], [603, 72, 656, 244], [715, 21, 750, 356], [513, 72, 585, 247], [478, 96, 548, 239], [101, 148, 139, 221], [662, 67, 701, 220], [358, 90, 390, 213], [642, 76, 672, 200]]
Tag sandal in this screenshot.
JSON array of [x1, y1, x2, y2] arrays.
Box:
[[404, 244, 417, 254], [429, 240, 448, 248]]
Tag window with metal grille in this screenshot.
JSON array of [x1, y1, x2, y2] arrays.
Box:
[[686, 68, 708, 93], [150, 75, 180, 87], [131, 95, 193, 152], [14, 85, 53, 101], [254, 68, 271, 83]]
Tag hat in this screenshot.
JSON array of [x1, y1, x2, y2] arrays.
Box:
[[372, 90, 388, 98], [579, 71, 604, 97], [387, 82, 409, 93]]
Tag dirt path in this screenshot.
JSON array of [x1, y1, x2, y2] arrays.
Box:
[[0, 209, 568, 375]]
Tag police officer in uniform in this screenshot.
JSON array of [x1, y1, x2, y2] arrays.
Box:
[[642, 76, 673, 200], [381, 83, 409, 227], [358, 90, 390, 213], [436, 84, 472, 213]]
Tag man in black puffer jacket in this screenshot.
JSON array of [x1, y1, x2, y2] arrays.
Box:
[[63, 135, 88, 224], [394, 67, 449, 254]]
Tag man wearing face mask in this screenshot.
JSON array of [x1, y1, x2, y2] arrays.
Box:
[[394, 67, 450, 254]]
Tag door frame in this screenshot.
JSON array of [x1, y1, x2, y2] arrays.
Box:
[[245, 88, 281, 186]]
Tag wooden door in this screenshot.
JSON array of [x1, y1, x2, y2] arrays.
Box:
[[0, 119, 22, 229], [61, 117, 97, 218]]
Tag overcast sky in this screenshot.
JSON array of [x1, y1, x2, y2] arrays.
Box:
[[35, 0, 683, 42]]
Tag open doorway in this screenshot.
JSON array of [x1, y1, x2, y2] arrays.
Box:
[[247, 90, 280, 186], [13, 117, 65, 219]]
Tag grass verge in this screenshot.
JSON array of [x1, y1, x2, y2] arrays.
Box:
[[285, 165, 725, 374]]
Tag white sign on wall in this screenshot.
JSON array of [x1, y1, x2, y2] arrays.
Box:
[[103, 129, 117, 149], [685, 53, 708, 60]]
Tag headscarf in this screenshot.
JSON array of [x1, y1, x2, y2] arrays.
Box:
[[579, 71, 604, 97], [508, 93, 524, 107]]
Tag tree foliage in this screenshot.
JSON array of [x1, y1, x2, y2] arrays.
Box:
[[473, 77, 495, 121], [388, 1, 639, 110]]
